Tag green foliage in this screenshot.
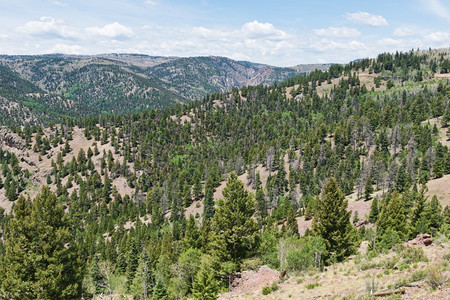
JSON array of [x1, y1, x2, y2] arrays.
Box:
[[312, 178, 358, 263], [0, 188, 84, 299], [192, 264, 220, 300], [377, 191, 408, 239], [212, 173, 260, 265], [152, 277, 168, 300], [285, 235, 327, 271]]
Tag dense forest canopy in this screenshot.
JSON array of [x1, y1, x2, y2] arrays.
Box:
[[0, 49, 449, 299]]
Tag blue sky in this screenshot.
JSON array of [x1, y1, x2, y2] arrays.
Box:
[[0, 0, 449, 66]]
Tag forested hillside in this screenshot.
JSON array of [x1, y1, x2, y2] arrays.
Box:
[[0, 49, 449, 299], [0, 54, 317, 126]]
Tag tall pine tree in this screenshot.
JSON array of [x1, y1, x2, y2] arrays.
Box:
[[0, 187, 84, 299], [312, 177, 358, 263], [212, 173, 260, 265]]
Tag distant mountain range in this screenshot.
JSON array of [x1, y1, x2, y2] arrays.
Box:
[[0, 53, 330, 125]]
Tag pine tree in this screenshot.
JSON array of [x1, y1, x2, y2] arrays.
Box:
[[152, 277, 168, 300], [203, 184, 215, 221], [364, 177, 374, 201], [183, 215, 201, 249], [192, 265, 219, 300], [426, 195, 443, 232], [286, 206, 298, 237], [0, 188, 84, 299], [212, 173, 260, 265], [377, 191, 408, 239], [312, 177, 358, 263], [255, 174, 267, 224], [369, 196, 379, 223]]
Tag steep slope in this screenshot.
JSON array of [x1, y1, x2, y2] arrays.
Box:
[[146, 56, 321, 100]]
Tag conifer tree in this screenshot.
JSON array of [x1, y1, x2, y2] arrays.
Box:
[[377, 191, 408, 239], [312, 177, 357, 263], [203, 184, 215, 221], [192, 265, 219, 300], [152, 277, 168, 300], [212, 173, 260, 265], [286, 206, 298, 237], [364, 176, 374, 201], [0, 188, 84, 299], [369, 196, 379, 223]]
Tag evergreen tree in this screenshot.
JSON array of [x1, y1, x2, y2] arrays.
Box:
[[312, 177, 358, 263], [369, 196, 379, 223], [152, 277, 168, 300], [364, 177, 374, 201], [0, 188, 84, 299], [377, 191, 408, 239], [286, 206, 298, 237], [212, 173, 260, 265], [203, 184, 215, 221], [426, 195, 443, 232], [192, 265, 219, 300]]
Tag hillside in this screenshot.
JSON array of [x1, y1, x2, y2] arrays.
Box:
[[0, 48, 449, 299], [0, 54, 320, 126]]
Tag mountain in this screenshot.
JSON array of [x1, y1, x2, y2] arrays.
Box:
[[0, 54, 328, 125]]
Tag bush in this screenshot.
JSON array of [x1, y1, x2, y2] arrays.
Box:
[[426, 265, 448, 289], [410, 269, 426, 282], [261, 282, 279, 295], [262, 286, 272, 295], [305, 282, 320, 289], [365, 274, 378, 295], [241, 257, 263, 271], [401, 247, 428, 264]]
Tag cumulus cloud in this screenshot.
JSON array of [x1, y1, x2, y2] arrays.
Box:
[[241, 21, 288, 40], [426, 31, 449, 42], [85, 22, 134, 39], [345, 12, 388, 27], [17, 16, 79, 39], [393, 27, 415, 37], [314, 26, 361, 38]]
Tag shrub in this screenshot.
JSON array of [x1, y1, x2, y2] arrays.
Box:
[[262, 286, 272, 295], [426, 265, 448, 289], [241, 257, 263, 271], [306, 282, 320, 289], [401, 247, 428, 264], [410, 269, 426, 282], [365, 274, 378, 295]]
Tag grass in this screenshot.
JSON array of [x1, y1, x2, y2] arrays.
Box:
[[305, 282, 320, 289]]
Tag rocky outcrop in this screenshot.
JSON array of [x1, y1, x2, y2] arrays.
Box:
[[407, 234, 432, 247], [0, 127, 25, 150]]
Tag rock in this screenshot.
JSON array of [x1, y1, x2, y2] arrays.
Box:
[[0, 127, 26, 150], [407, 234, 432, 247], [355, 220, 369, 227]]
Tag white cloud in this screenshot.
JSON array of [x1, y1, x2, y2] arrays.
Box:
[[426, 31, 449, 42], [47, 43, 85, 54], [393, 27, 415, 37], [241, 21, 288, 40], [17, 16, 79, 39], [421, 0, 450, 20], [345, 11, 388, 27], [377, 38, 403, 47], [85, 22, 134, 39], [314, 26, 361, 38], [145, 0, 157, 5]]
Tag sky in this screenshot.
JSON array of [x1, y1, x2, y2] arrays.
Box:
[[0, 0, 449, 66]]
